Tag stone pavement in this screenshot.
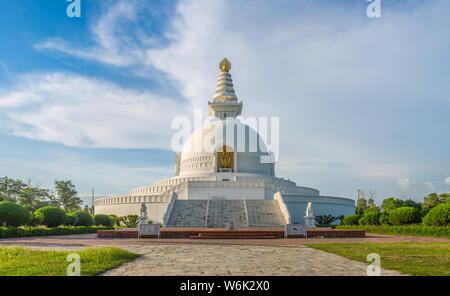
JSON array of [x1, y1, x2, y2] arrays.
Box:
[[99, 244, 403, 276], [1, 233, 439, 276]]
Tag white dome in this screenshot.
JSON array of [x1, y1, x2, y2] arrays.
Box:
[[179, 118, 274, 177]]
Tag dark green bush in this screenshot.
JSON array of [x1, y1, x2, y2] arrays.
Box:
[[389, 207, 421, 225], [343, 214, 360, 226], [73, 210, 93, 226], [0, 201, 30, 227], [119, 215, 138, 227], [0, 225, 113, 238], [423, 203, 450, 226], [359, 211, 380, 225], [65, 212, 78, 226], [34, 206, 67, 227], [337, 224, 450, 238], [93, 214, 113, 226], [109, 215, 121, 226], [29, 212, 43, 226], [379, 213, 390, 225]]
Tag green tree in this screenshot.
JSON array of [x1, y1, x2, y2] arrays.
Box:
[[403, 199, 421, 211], [439, 193, 450, 203], [0, 177, 27, 202], [355, 197, 368, 215], [55, 180, 82, 212], [381, 197, 404, 213], [18, 187, 52, 212], [422, 193, 444, 214]]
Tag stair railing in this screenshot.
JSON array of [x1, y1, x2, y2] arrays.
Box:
[[205, 193, 210, 228], [243, 195, 249, 227]]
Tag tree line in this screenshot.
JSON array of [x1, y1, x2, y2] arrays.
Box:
[[0, 176, 87, 213], [355, 189, 450, 217]]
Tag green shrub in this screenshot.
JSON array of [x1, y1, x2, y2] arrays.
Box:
[[29, 212, 43, 226], [65, 213, 78, 226], [93, 214, 113, 226], [389, 207, 421, 225], [360, 211, 380, 225], [379, 213, 390, 225], [358, 216, 365, 225], [0, 201, 30, 227], [337, 224, 450, 238], [73, 210, 93, 226], [423, 203, 450, 226], [343, 215, 360, 226], [119, 215, 138, 228], [0, 225, 113, 238], [34, 206, 67, 227], [109, 215, 121, 227]]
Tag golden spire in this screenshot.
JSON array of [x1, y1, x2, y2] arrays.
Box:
[[219, 58, 231, 72]]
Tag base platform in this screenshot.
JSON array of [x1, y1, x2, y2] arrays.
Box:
[[97, 228, 365, 239]]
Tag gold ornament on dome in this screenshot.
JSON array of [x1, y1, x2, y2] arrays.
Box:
[[220, 152, 232, 168], [219, 58, 231, 72]]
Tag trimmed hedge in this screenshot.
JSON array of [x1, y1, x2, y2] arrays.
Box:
[[29, 212, 42, 226], [423, 203, 450, 226], [109, 215, 121, 227], [343, 215, 360, 226], [336, 224, 450, 238], [93, 214, 113, 226], [73, 211, 94, 226], [359, 211, 380, 225], [34, 206, 67, 227], [379, 213, 390, 225], [0, 201, 30, 227], [65, 213, 78, 226], [388, 207, 421, 225], [0, 226, 113, 238]]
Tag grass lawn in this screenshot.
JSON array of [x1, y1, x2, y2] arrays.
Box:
[[306, 242, 450, 276], [0, 246, 140, 276]]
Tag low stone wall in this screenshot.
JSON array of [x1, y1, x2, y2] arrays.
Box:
[[97, 228, 365, 239]]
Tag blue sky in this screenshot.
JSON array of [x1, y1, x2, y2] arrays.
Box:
[[0, 0, 449, 205]]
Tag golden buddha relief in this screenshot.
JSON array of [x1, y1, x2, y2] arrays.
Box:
[[217, 145, 234, 170]]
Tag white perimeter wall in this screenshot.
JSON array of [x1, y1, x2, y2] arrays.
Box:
[[284, 201, 355, 224], [94, 202, 169, 224]]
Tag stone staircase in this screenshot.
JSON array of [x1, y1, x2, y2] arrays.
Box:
[[165, 199, 285, 228], [207, 200, 247, 228], [246, 200, 286, 228], [166, 200, 207, 228]]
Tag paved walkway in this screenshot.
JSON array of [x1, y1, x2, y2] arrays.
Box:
[[2, 233, 444, 276], [100, 244, 402, 276]]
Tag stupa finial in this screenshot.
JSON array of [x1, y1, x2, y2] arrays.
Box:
[[219, 58, 231, 72]]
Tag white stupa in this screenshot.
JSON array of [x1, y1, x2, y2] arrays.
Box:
[[95, 58, 355, 227]]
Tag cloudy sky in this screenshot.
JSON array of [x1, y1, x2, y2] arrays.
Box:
[[0, 0, 449, 204]]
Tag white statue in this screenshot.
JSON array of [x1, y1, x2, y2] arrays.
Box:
[[304, 202, 316, 228], [139, 203, 147, 219], [305, 202, 314, 217]]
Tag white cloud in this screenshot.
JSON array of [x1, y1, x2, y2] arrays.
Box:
[[35, 1, 151, 67], [398, 178, 411, 190], [445, 177, 450, 185], [425, 181, 434, 190], [0, 72, 186, 149], [3, 0, 450, 199]]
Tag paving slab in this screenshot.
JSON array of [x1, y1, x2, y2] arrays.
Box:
[[1, 233, 447, 276]]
